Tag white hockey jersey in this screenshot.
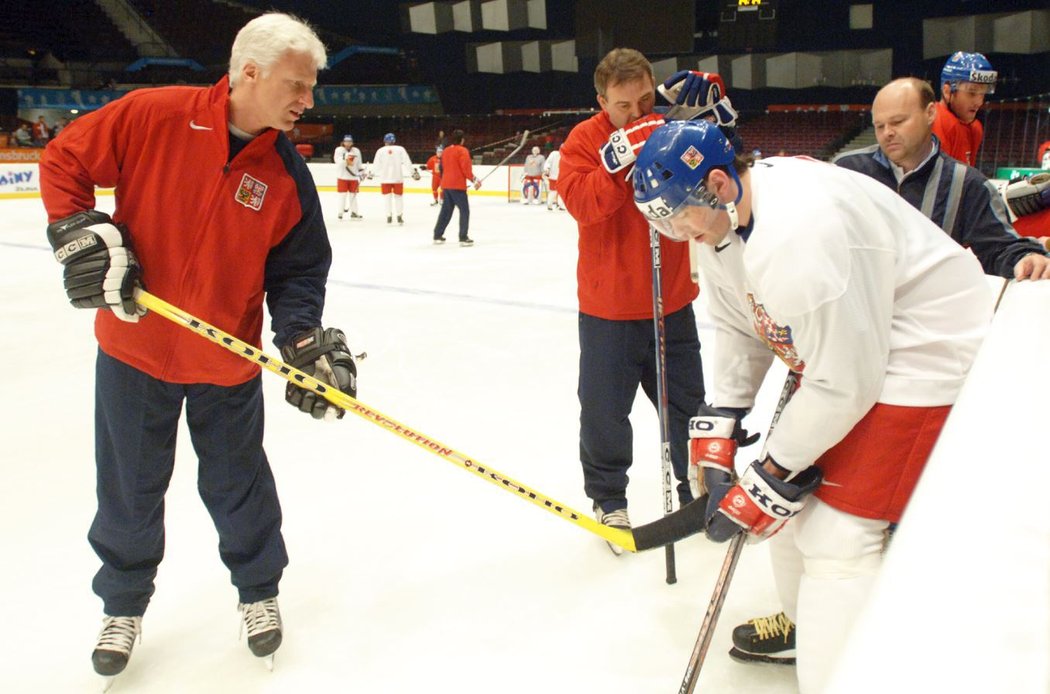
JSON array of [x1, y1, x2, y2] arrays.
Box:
[[371, 145, 414, 184], [523, 153, 545, 177], [698, 157, 992, 472], [334, 145, 362, 180], [544, 150, 561, 180]]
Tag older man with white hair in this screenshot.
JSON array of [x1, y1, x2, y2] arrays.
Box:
[[40, 12, 356, 684]]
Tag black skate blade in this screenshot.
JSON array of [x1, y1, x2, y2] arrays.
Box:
[[727, 647, 796, 665], [631, 498, 708, 552]]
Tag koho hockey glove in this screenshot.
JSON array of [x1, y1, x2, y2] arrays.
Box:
[[280, 327, 357, 422], [46, 210, 146, 322], [688, 404, 760, 501], [705, 460, 823, 543], [599, 113, 666, 175]]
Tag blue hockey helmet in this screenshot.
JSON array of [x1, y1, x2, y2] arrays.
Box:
[[436, 145, 444, 154], [940, 51, 997, 93], [342, 133, 353, 143], [632, 120, 741, 240], [384, 132, 396, 144]]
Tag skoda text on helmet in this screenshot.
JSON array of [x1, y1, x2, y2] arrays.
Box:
[[941, 51, 997, 94], [632, 120, 743, 241], [384, 133, 396, 144]]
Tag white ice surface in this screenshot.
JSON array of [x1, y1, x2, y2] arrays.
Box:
[[0, 190, 797, 693]]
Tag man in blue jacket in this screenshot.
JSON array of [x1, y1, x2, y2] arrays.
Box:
[[834, 77, 1049, 280]]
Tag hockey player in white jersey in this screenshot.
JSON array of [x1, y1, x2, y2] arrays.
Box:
[[334, 133, 363, 220], [543, 146, 561, 210], [371, 132, 420, 224], [632, 120, 992, 694], [521, 146, 546, 204]]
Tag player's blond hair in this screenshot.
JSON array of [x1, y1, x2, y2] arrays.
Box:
[[593, 48, 654, 98], [228, 13, 326, 86]]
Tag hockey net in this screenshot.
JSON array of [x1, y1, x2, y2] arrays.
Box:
[[507, 164, 547, 203]]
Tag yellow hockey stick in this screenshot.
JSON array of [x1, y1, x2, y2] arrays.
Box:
[[135, 289, 638, 551], [135, 289, 713, 553]]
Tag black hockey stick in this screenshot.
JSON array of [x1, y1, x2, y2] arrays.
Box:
[[678, 370, 801, 694], [477, 129, 531, 184], [649, 225, 677, 584]]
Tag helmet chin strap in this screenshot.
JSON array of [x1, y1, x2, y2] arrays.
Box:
[[724, 200, 739, 231], [717, 167, 744, 231]]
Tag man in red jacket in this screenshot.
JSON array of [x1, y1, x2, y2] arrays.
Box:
[[432, 129, 481, 246], [39, 13, 356, 683], [559, 48, 706, 553]]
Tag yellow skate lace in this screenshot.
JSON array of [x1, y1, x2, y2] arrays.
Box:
[[750, 612, 795, 643]]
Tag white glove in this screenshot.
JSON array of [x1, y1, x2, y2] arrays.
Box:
[[599, 113, 666, 174]]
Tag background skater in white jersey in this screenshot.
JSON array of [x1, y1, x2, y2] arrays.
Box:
[[371, 132, 420, 224], [334, 133, 363, 220], [521, 146, 545, 205], [543, 146, 561, 210], [632, 120, 992, 694]]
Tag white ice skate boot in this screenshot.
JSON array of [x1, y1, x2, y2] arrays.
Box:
[[594, 505, 630, 556], [93, 615, 142, 691], [239, 598, 282, 671]]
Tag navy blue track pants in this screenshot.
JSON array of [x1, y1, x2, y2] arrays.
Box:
[[578, 305, 705, 512], [88, 350, 288, 616]]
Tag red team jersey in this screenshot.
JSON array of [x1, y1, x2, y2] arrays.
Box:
[[40, 77, 330, 386], [437, 144, 473, 190], [559, 111, 697, 319], [932, 100, 984, 167]]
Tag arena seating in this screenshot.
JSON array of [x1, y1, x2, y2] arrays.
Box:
[[0, 2, 137, 85], [735, 109, 869, 160], [976, 102, 1050, 176]]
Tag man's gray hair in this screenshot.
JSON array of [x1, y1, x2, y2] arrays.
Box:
[[228, 13, 326, 86]]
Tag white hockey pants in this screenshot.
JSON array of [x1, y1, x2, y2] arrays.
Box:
[[770, 498, 889, 694]]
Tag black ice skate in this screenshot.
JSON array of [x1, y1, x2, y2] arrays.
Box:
[[397, 215, 404, 225], [729, 611, 796, 665], [239, 598, 283, 671], [93, 615, 142, 691]]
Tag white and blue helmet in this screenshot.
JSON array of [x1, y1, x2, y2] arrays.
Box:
[[632, 120, 742, 239], [342, 133, 354, 143], [941, 51, 997, 93], [384, 132, 396, 144]]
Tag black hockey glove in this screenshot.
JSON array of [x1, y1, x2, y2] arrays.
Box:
[[280, 327, 357, 421], [46, 210, 146, 322]]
